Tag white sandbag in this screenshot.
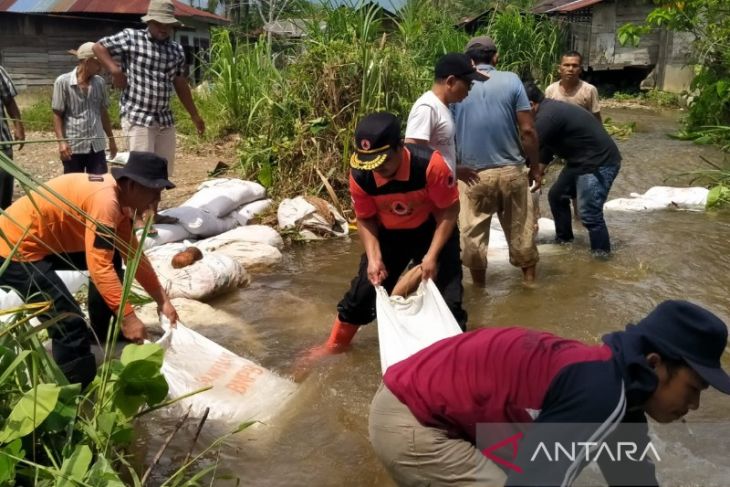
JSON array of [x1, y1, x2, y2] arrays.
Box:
[[231, 199, 273, 226], [148, 248, 250, 301], [604, 197, 668, 212], [160, 207, 238, 238], [195, 239, 282, 272], [1, 270, 88, 323], [198, 225, 283, 250], [157, 318, 297, 423], [604, 186, 709, 212], [536, 217, 557, 242], [375, 280, 462, 374], [638, 186, 709, 210], [139, 224, 193, 250], [108, 151, 129, 165], [183, 178, 266, 217], [277, 196, 348, 240]]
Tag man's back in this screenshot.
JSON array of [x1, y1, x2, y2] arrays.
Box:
[[535, 98, 620, 171], [452, 66, 530, 168]]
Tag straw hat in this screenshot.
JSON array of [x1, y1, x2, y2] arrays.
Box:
[[141, 0, 182, 26], [67, 42, 98, 60]]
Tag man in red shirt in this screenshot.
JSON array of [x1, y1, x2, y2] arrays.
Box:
[[318, 110, 473, 353], [369, 300, 730, 486]]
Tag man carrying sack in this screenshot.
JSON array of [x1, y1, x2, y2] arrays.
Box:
[[0, 152, 178, 387]]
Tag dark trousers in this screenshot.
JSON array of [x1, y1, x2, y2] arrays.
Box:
[[62, 149, 108, 174], [548, 163, 620, 253], [0, 252, 123, 386], [0, 148, 14, 209], [337, 219, 467, 330]]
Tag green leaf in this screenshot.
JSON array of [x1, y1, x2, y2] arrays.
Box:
[[0, 383, 60, 443], [706, 185, 730, 209], [86, 453, 125, 487], [55, 444, 92, 487], [257, 161, 273, 188], [0, 439, 24, 485], [120, 343, 164, 368], [42, 384, 81, 433], [0, 349, 31, 386]]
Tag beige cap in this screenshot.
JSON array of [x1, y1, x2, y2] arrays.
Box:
[[67, 42, 97, 60], [142, 0, 181, 25], [465, 36, 497, 53]]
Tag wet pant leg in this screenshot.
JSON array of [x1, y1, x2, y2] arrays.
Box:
[[548, 165, 580, 243], [576, 163, 620, 253], [0, 257, 96, 386], [0, 147, 14, 209]]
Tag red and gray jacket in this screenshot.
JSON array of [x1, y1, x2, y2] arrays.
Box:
[[383, 327, 659, 487]]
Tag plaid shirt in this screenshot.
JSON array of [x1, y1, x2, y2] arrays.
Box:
[[0, 65, 18, 153], [99, 28, 185, 128]]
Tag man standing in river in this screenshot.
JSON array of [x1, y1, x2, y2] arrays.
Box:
[[314, 111, 470, 355]]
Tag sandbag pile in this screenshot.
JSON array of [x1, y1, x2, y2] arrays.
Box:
[[604, 186, 709, 212], [277, 195, 349, 240]]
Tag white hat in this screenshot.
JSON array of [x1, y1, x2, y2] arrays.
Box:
[[141, 0, 181, 25], [68, 42, 98, 60]]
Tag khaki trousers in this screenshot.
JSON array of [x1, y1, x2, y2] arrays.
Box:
[[122, 118, 176, 176], [369, 384, 507, 487], [458, 165, 538, 270]]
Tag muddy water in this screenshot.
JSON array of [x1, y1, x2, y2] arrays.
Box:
[[140, 108, 730, 486]]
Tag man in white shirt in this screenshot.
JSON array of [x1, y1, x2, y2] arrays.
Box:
[[405, 53, 486, 175]]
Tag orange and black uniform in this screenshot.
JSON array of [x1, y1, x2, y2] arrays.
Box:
[[0, 173, 163, 385], [338, 144, 467, 328]]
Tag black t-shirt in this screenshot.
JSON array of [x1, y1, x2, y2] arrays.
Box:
[[535, 98, 621, 173]]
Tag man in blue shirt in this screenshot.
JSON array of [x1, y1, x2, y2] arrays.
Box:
[[452, 36, 542, 286]]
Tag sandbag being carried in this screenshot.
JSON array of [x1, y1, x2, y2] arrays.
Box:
[[160, 206, 238, 238], [277, 196, 348, 240], [157, 318, 297, 423], [183, 178, 266, 218], [232, 199, 273, 226], [375, 280, 462, 374]]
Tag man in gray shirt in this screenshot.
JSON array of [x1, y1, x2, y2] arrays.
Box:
[[0, 64, 25, 208], [52, 42, 117, 174], [452, 36, 542, 286]]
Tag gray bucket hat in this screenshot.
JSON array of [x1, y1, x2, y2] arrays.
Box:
[[142, 0, 182, 26]]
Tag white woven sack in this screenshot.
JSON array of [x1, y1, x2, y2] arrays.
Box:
[[157, 318, 297, 423], [604, 197, 669, 212], [184, 179, 266, 217], [140, 224, 193, 250], [149, 250, 250, 301], [198, 225, 283, 250], [160, 207, 238, 237], [375, 279, 462, 374], [277, 196, 348, 240], [232, 199, 273, 226], [638, 186, 709, 210]]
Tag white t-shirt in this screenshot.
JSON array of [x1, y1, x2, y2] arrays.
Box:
[[405, 90, 457, 174]]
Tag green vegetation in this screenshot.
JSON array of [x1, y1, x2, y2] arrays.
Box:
[[619, 0, 730, 206], [610, 89, 681, 108], [192, 0, 565, 198]]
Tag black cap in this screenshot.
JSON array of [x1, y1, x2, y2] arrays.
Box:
[[434, 52, 486, 83], [111, 151, 176, 190], [633, 300, 730, 394], [350, 112, 401, 171]]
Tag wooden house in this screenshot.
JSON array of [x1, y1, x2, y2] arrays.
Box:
[[0, 0, 228, 89], [533, 0, 694, 93]]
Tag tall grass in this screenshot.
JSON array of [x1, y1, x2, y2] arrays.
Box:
[[201, 0, 565, 198]]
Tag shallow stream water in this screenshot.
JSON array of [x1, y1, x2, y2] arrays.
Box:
[[139, 107, 730, 486]]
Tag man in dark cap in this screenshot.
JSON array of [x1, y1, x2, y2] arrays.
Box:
[[313, 112, 466, 355], [405, 52, 486, 174], [370, 300, 730, 486], [0, 151, 179, 387]]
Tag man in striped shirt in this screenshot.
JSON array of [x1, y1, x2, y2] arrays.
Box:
[[52, 42, 117, 174], [0, 64, 25, 208]]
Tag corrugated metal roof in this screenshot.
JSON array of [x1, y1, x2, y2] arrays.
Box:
[[533, 0, 604, 14], [0, 0, 228, 23]]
